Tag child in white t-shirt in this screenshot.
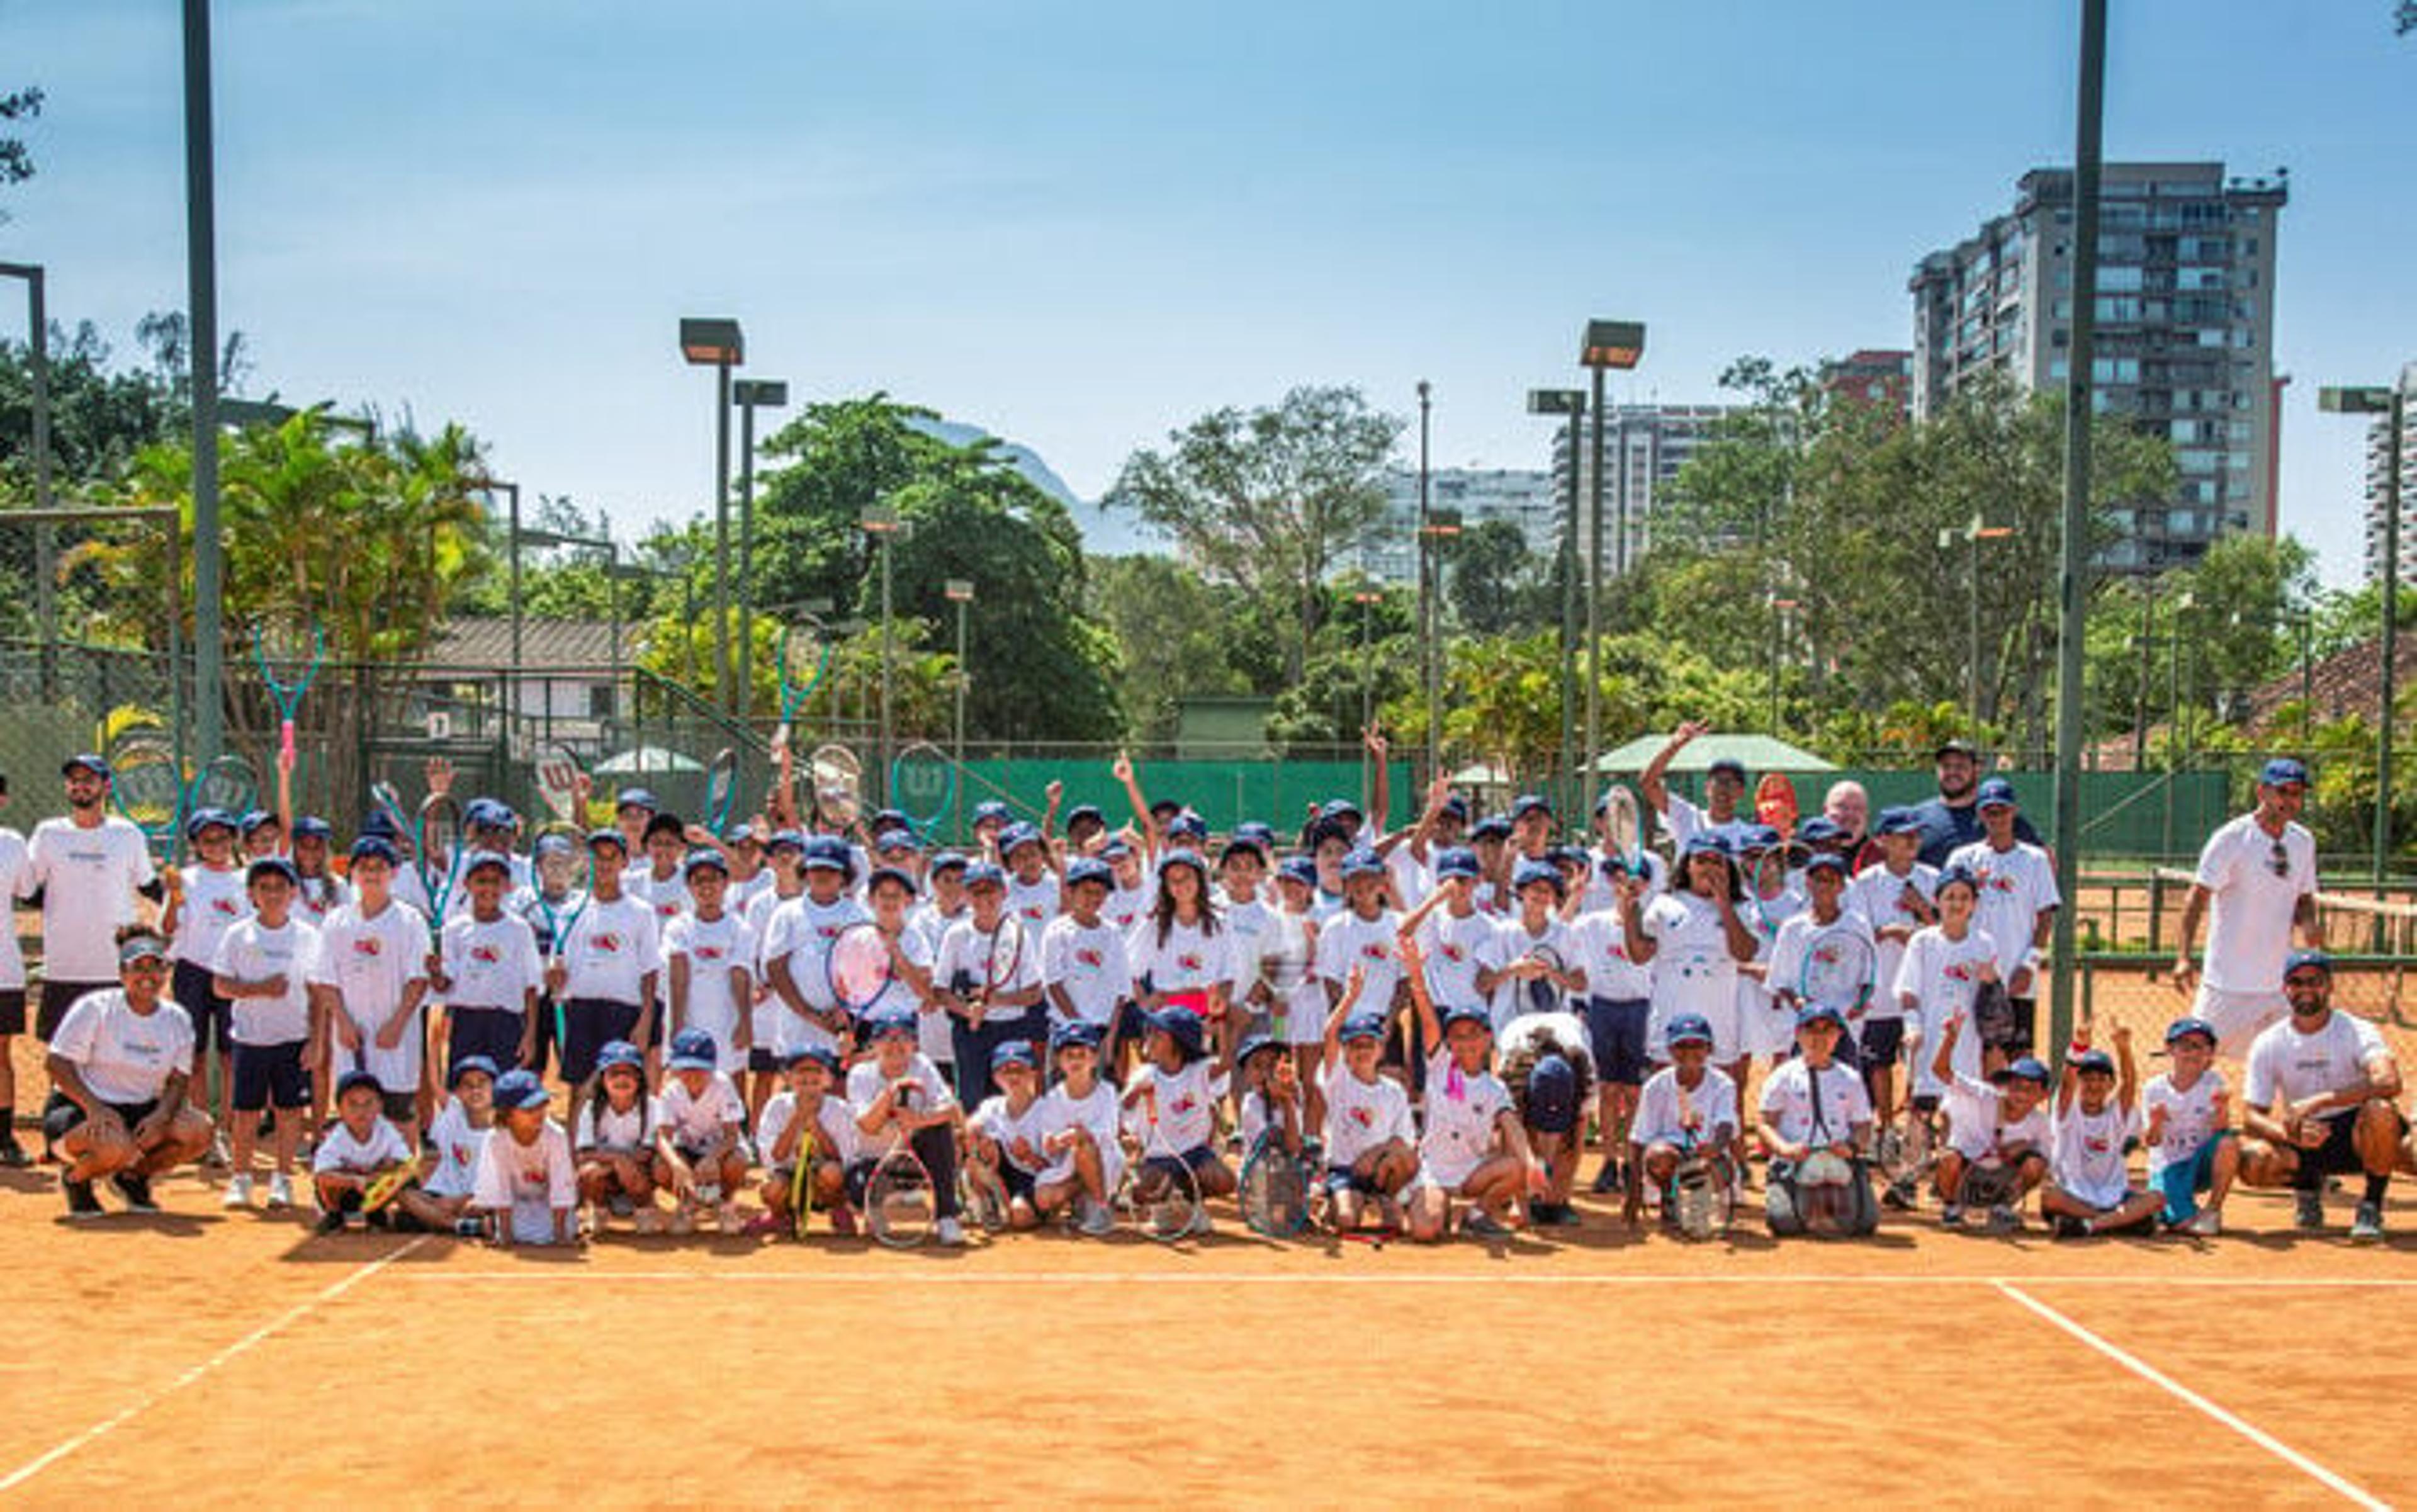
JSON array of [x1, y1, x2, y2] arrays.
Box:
[[422, 1054, 498, 1235], [2042, 1024, 2161, 1239], [1929, 1013, 2051, 1229], [573, 1041, 658, 1232], [310, 1069, 427, 1234], [1124, 1006, 1235, 1231], [1401, 941, 1537, 1241], [1317, 967, 1417, 1234], [653, 1027, 751, 1234], [755, 1047, 855, 1237], [471, 1068, 578, 1247], [1032, 1022, 1120, 1236], [2143, 1015, 2237, 1236], [1625, 1012, 1740, 1230]]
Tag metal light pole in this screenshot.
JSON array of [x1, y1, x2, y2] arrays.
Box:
[[945, 579, 974, 818], [1579, 321, 1645, 800], [1939, 513, 2014, 722], [1529, 388, 1586, 815], [1420, 506, 1461, 776], [862, 505, 901, 802], [1353, 585, 1383, 799], [732, 378, 788, 724], [1767, 597, 1799, 733], [2047, 0, 2107, 1052], [476, 478, 522, 714], [183, 0, 224, 760], [679, 319, 744, 712], [0, 262, 55, 693], [2321, 376, 2409, 888], [1417, 380, 1436, 781]]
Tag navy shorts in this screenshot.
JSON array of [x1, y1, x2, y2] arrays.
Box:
[[2289, 1105, 2409, 1187], [1145, 1144, 1217, 1180], [172, 961, 231, 1056], [446, 1007, 527, 1075], [561, 998, 642, 1085], [1000, 1161, 1039, 1202], [231, 1039, 310, 1112], [1857, 1017, 1905, 1071], [1526, 1053, 1579, 1134], [1585, 997, 1652, 1088], [42, 1090, 158, 1147], [0, 988, 25, 1037], [748, 1046, 782, 1075]]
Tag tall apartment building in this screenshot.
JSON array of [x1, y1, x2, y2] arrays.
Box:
[[1363, 468, 1557, 584], [1547, 404, 1738, 574], [1910, 162, 2287, 573], [2365, 362, 2417, 586]]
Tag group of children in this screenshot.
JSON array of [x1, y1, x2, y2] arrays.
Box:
[[27, 740, 2274, 1246]]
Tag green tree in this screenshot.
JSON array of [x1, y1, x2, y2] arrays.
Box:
[[1106, 385, 1402, 681], [1440, 516, 1547, 636], [0, 82, 38, 218], [1089, 554, 1248, 743]]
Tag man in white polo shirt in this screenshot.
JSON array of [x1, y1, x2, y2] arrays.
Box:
[[2171, 758, 2321, 1057]]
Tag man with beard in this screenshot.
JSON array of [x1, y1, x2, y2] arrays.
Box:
[[1910, 740, 2040, 869], [20, 755, 162, 1157]]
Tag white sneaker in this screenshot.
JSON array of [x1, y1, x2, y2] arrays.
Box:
[[667, 1207, 695, 1236], [2185, 1209, 2222, 1238], [222, 1173, 254, 1209], [267, 1173, 294, 1210], [1189, 1210, 1215, 1237], [632, 1207, 664, 1235], [936, 1217, 966, 1247], [1078, 1200, 1115, 1238], [716, 1203, 743, 1236]]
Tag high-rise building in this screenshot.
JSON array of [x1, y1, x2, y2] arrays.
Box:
[[1910, 161, 2287, 572], [1363, 468, 1558, 584], [1548, 404, 1739, 573], [1820, 349, 1913, 417], [2363, 363, 2417, 587]]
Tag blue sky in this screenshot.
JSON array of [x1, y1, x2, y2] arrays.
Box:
[[4, 1, 2413, 584]]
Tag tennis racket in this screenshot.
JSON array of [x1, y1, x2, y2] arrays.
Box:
[[890, 740, 956, 839], [866, 1117, 936, 1250], [825, 921, 894, 1023], [1971, 978, 2019, 1052], [701, 747, 741, 835], [979, 917, 1025, 1018], [774, 616, 832, 750], [1876, 1114, 1935, 1209], [534, 742, 585, 825], [1135, 1093, 1203, 1243], [1794, 1147, 1859, 1239], [1665, 1081, 1730, 1240], [788, 1112, 816, 1239], [368, 780, 414, 845], [1958, 1155, 2019, 1213], [254, 610, 324, 768], [1521, 942, 1566, 1018], [188, 752, 259, 818], [1603, 785, 1644, 872], [1258, 913, 1312, 1042], [809, 743, 862, 829], [361, 1156, 422, 1213], [1798, 926, 1878, 1023], [1741, 847, 1789, 942], [1754, 772, 1799, 839], [1239, 1129, 1310, 1238], [530, 827, 592, 1052], [417, 792, 465, 921], [108, 736, 184, 858]]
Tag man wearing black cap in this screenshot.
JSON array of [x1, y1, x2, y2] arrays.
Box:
[[2170, 759, 2322, 1056], [21, 756, 162, 1159], [1908, 739, 2040, 869]]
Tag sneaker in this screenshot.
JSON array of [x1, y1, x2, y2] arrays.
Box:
[[2183, 1209, 2222, 1238], [222, 1173, 254, 1209], [666, 1208, 695, 1237], [936, 1216, 966, 1247], [716, 1203, 743, 1236], [110, 1170, 158, 1213], [2052, 1214, 2090, 1240], [206, 1132, 231, 1170], [453, 1216, 486, 1239], [1988, 1205, 2020, 1233], [316, 1209, 348, 1236], [266, 1173, 294, 1210], [2352, 1200, 2385, 1243], [1880, 1180, 1915, 1212], [830, 1206, 859, 1238], [2294, 1190, 2325, 1231], [1940, 1202, 1965, 1228], [1590, 1159, 1623, 1195], [64, 1176, 104, 1220], [0, 1137, 31, 1168], [1078, 1201, 1114, 1238], [1463, 1210, 1513, 1239]]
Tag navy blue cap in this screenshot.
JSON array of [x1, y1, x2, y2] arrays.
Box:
[[2260, 757, 2311, 789], [784, 1046, 842, 1075], [1065, 804, 1107, 830], [1439, 793, 1470, 821], [1099, 839, 1134, 861], [1512, 858, 1563, 894], [1434, 846, 1480, 881], [999, 822, 1045, 856], [1064, 857, 1113, 889], [466, 799, 515, 830], [1708, 757, 1748, 780], [1875, 806, 1921, 836], [247, 856, 299, 886], [641, 811, 686, 842], [1320, 798, 1364, 823], [1145, 1008, 1206, 1058], [239, 809, 278, 836], [1470, 815, 1513, 841], [586, 827, 628, 852], [1664, 1012, 1715, 1048], [682, 849, 729, 878], [615, 787, 659, 813], [531, 832, 576, 860], [872, 827, 922, 854], [185, 806, 236, 841], [1935, 862, 1981, 894], [2164, 1015, 2217, 1046], [1337, 1013, 1387, 1044], [668, 1027, 719, 1071], [1232, 820, 1276, 849], [990, 1040, 1039, 1073], [1794, 1001, 1847, 1031], [972, 801, 1011, 826], [1340, 848, 1385, 882], [359, 810, 400, 840], [292, 815, 334, 840], [334, 1068, 383, 1102], [1681, 833, 1732, 860], [2284, 948, 2333, 980], [723, 826, 760, 847], [349, 836, 400, 867], [800, 836, 852, 874], [962, 861, 1006, 889], [1234, 1032, 1278, 1067], [1796, 816, 1841, 845], [1597, 852, 1633, 877], [1439, 1002, 1492, 1033], [928, 850, 970, 875], [2071, 1047, 2116, 1076], [448, 1054, 499, 1089], [1166, 811, 1209, 841], [1803, 852, 1847, 878], [1221, 829, 1270, 861], [1050, 1020, 1105, 1052], [61, 752, 111, 779], [1158, 848, 1208, 881], [1509, 793, 1552, 821], [1976, 777, 2019, 810], [869, 808, 911, 833], [462, 851, 512, 880], [765, 829, 807, 854], [1276, 856, 1318, 888], [865, 864, 918, 894], [595, 1039, 645, 1074], [865, 1007, 919, 1042], [1738, 825, 1782, 851], [495, 1068, 552, 1110], [2000, 1056, 2052, 1086]]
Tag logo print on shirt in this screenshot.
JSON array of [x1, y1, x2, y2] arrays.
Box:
[[1360, 942, 1389, 962], [352, 938, 384, 957], [697, 945, 724, 962], [211, 898, 241, 917], [1075, 947, 1103, 969], [593, 933, 623, 954], [471, 945, 500, 964]]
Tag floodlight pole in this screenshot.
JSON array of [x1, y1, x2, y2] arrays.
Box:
[[0, 263, 55, 696], [2047, 0, 2107, 1055], [183, 0, 223, 762], [2379, 386, 2404, 891], [733, 379, 787, 726], [1417, 380, 1436, 782]]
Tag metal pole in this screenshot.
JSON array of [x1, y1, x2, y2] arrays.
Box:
[[712, 359, 733, 711], [183, 0, 223, 761], [2299, 611, 2314, 750], [2377, 386, 2403, 889], [504, 483, 522, 726], [607, 543, 621, 747], [878, 532, 894, 803], [2132, 583, 2155, 767], [953, 596, 968, 771], [1586, 364, 1605, 798], [1557, 403, 1582, 815], [737, 397, 758, 721], [1418, 380, 1436, 782], [2164, 600, 2183, 859], [2047, 0, 2107, 1052], [1768, 601, 1784, 732], [12, 266, 57, 697], [1969, 521, 1983, 721]]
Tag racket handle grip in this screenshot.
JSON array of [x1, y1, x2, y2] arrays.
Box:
[[279, 721, 297, 765]]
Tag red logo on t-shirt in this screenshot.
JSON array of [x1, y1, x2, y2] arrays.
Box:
[[1076, 948, 1103, 969], [352, 938, 384, 957], [697, 945, 724, 962], [593, 934, 623, 954], [471, 945, 500, 964], [1360, 942, 1389, 962], [1349, 1106, 1373, 1129], [211, 898, 241, 917], [1177, 952, 1204, 973]]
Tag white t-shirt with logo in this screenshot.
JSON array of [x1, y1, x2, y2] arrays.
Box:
[[311, 900, 436, 1092], [472, 1120, 576, 1243], [755, 1089, 859, 1171], [1127, 917, 1236, 1004], [557, 894, 663, 1007], [665, 911, 758, 1071], [1845, 861, 1938, 1013], [1756, 1056, 1870, 1149], [2142, 1069, 2228, 1177], [49, 989, 194, 1105], [310, 1115, 412, 1175], [169, 864, 251, 973], [1638, 892, 1741, 1056], [437, 912, 542, 1014], [1893, 925, 2002, 1092], [1940, 1073, 2051, 1163], [2192, 813, 2317, 994], [1633, 1064, 1740, 1149], [1317, 1061, 1416, 1166], [26, 815, 157, 983], [653, 1071, 748, 1153], [2243, 1010, 2391, 1122], [213, 916, 322, 1046], [1417, 1049, 1512, 1189], [1569, 905, 1654, 1003], [2053, 1098, 2143, 1206], [424, 1096, 493, 1199], [1042, 915, 1130, 1029], [1944, 839, 2060, 984]]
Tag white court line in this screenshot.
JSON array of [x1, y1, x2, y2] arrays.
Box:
[[390, 1268, 2417, 1289], [1993, 1281, 2389, 1510], [0, 1237, 428, 1494]]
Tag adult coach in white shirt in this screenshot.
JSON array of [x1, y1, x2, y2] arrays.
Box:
[[2170, 758, 2321, 1057], [43, 928, 211, 1218], [23, 754, 161, 1065], [2238, 950, 2404, 1241]]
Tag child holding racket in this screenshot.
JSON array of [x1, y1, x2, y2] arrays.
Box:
[[1400, 937, 1539, 1240], [848, 1007, 966, 1246], [967, 1041, 1052, 1230], [422, 1054, 498, 1235], [664, 851, 757, 1076], [1475, 859, 1586, 1034], [743, 832, 808, 1119], [1316, 969, 1416, 1233], [573, 1041, 658, 1233], [906, 850, 969, 1080], [550, 832, 662, 1136], [1124, 1007, 1234, 1232], [311, 1069, 437, 1234], [761, 836, 869, 1067], [2042, 1027, 2161, 1239], [431, 851, 540, 1075], [1766, 855, 1879, 1062], [472, 1068, 578, 1248], [1624, 1012, 1739, 1230], [757, 1046, 856, 1236], [310, 837, 437, 1148], [935, 864, 1045, 1107], [1755, 1003, 1878, 1238], [1034, 1021, 1121, 1236], [654, 1027, 752, 1235], [1927, 1013, 2049, 1229], [2142, 1016, 2236, 1235]]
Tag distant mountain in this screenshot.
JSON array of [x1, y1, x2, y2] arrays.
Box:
[[910, 417, 1164, 558]]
